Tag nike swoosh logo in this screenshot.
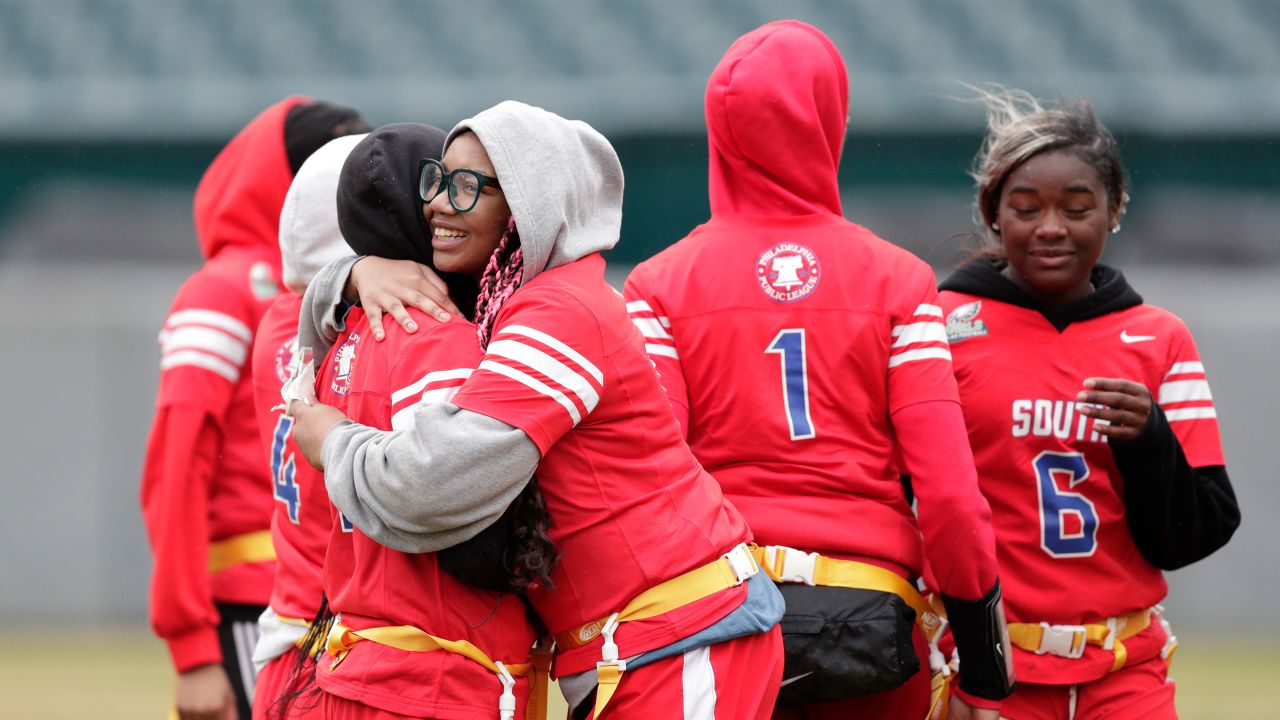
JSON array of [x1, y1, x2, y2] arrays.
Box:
[[780, 671, 814, 687], [1120, 330, 1156, 344]]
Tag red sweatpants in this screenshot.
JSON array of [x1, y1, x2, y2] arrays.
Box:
[[1000, 654, 1176, 720], [585, 626, 785, 720], [772, 623, 932, 720]]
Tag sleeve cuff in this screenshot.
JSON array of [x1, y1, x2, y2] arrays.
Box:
[[166, 624, 223, 672]]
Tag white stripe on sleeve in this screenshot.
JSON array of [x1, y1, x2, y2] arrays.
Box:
[[160, 350, 240, 382], [487, 339, 600, 413], [645, 343, 680, 359], [887, 347, 952, 368], [160, 326, 249, 365], [631, 317, 674, 340], [497, 325, 604, 385], [1165, 361, 1206, 377], [913, 303, 944, 318], [390, 368, 474, 405], [625, 300, 654, 314], [1165, 407, 1218, 422], [478, 359, 583, 424], [164, 309, 253, 343], [390, 386, 464, 430], [1158, 379, 1214, 404], [890, 321, 948, 348]]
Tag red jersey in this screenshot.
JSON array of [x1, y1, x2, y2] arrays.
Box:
[[623, 19, 997, 613], [140, 96, 307, 671], [251, 292, 331, 622], [451, 254, 753, 676], [316, 308, 537, 719], [626, 217, 969, 579], [940, 264, 1224, 682]]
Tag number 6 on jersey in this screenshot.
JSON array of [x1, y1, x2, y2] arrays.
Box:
[[766, 328, 815, 440]]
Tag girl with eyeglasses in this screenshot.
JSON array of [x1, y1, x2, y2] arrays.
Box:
[[291, 102, 787, 720]]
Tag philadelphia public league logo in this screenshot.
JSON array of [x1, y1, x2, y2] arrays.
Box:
[[756, 242, 820, 303]]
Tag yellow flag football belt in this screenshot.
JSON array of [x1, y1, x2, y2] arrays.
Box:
[[325, 622, 551, 720], [206, 530, 275, 574], [1007, 607, 1154, 672], [552, 542, 760, 719]]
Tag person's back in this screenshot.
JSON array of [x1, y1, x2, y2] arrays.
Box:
[[628, 217, 947, 570], [624, 20, 1012, 717]]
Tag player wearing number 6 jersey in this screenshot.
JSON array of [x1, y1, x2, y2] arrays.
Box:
[[624, 21, 1012, 719], [937, 87, 1240, 719]]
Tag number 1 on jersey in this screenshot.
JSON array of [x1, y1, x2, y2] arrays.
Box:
[[766, 329, 815, 440]]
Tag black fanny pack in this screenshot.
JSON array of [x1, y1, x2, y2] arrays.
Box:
[[775, 583, 920, 707]]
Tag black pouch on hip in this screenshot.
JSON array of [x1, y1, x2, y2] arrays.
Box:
[[776, 584, 920, 707]]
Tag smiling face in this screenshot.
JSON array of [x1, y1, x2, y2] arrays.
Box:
[[426, 132, 511, 279], [996, 148, 1118, 308]]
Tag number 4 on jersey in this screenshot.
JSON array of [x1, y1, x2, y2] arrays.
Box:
[[272, 413, 354, 531], [1033, 451, 1099, 557], [766, 329, 815, 440], [271, 414, 301, 524]]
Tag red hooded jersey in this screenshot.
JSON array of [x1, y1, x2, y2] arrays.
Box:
[[140, 96, 307, 671], [251, 293, 331, 623], [451, 255, 754, 677], [316, 308, 538, 719], [623, 21, 996, 597], [939, 281, 1224, 682]]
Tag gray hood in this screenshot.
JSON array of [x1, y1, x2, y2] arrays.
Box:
[[278, 133, 367, 294], [445, 101, 624, 285]]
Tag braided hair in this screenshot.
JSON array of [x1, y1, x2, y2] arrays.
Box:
[[475, 216, 525, 349]]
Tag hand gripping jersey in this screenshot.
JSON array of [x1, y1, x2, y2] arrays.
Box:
[[451, 254, 754, 677], [939, 259, 1228, 684], [140, 97, 306, 671], [316, 308, 538, 720], [250, 293, 331, 627]]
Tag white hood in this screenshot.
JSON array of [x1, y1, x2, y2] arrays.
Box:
[[445, 101, 624, 286], [278, 133, 367, 293]]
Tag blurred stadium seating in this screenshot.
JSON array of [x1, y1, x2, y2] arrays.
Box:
[[1, 0, 1278, 137]]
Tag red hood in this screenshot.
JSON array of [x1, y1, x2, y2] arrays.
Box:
[[193, 96, 310, 262], [705, 21, 847, 217]]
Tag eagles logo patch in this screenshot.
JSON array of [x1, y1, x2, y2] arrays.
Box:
[[756, 242, 820, 303], [946, 301, 989, 343], [249, 261, 280, 301], [330, 330, 361, 396]]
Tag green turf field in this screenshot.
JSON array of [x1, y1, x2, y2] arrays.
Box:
[[2, 626, 1271, 719]]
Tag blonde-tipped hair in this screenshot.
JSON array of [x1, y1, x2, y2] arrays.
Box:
[[963, 84, 1128, 250]]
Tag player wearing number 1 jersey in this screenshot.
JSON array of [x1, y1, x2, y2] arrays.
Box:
[[624, 21, 1011, 718], [938, 87, 1239, 719]]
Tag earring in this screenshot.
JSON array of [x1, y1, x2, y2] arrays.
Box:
[[1111, 223, 1121, 234], [991, 222, 1000, 231]]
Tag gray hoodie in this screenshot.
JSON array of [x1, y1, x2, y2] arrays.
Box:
[[301, 102, 625, 552]]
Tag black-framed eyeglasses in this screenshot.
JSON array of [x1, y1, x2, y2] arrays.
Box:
[[418, 158, 502, 213]]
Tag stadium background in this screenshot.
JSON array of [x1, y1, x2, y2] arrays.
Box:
[[0, 1, 1275, 717]]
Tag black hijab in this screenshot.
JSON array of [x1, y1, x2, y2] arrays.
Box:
[[336, 123, 480, 318]]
